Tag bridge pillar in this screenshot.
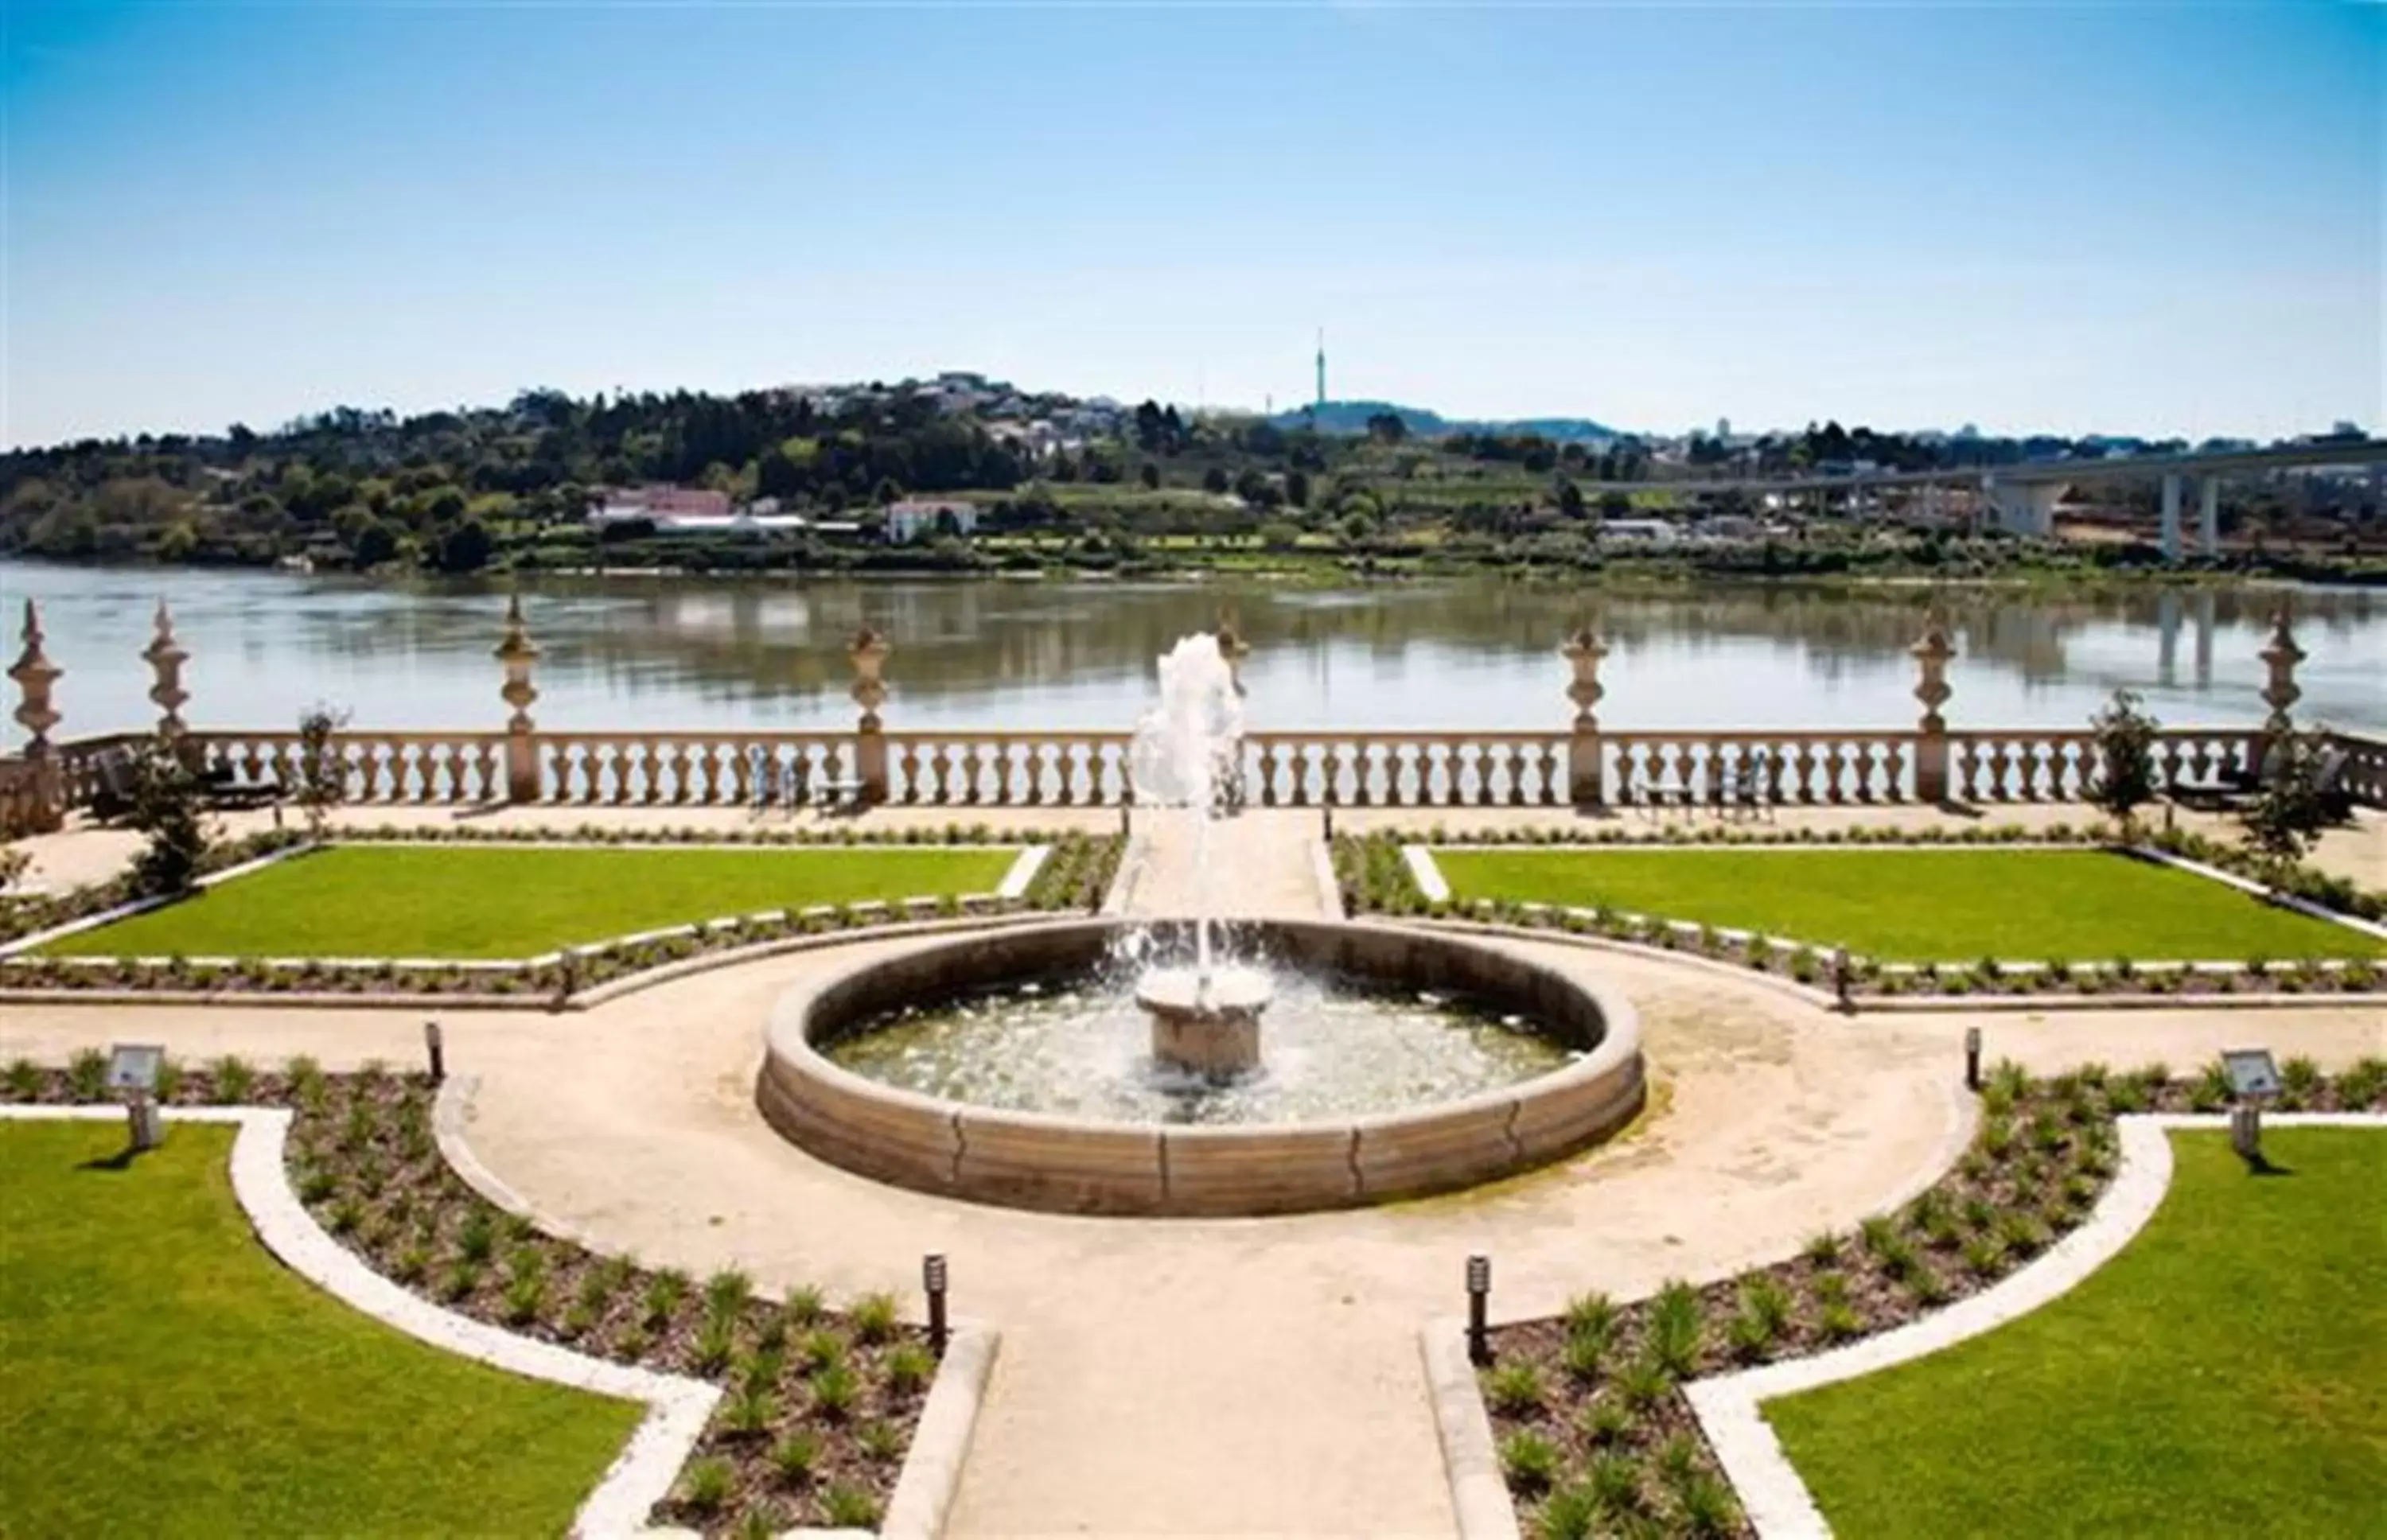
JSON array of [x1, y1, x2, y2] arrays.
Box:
[[2159, 474, 2183, 562], [2197, 476, 2220, 556], [1979, 475, 2058, 537]]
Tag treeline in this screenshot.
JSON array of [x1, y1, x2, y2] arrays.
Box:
[[0, 387, 1039, 571]]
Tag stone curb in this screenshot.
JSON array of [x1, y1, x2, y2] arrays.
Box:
[[567, 911, 1061, 1008], [438, 1077, 1001, 1540], [1410, 918, 1846, 1013], [1684, 1112, 2387, 1538], [1403, 845, 1452, 903], [0, 912, 1070, 1014], [875, 1321, 1000, 1540], [1400, 920, 2385, 1016], [1310, 838, 1347, 920], [1100, 831, 1152, 917], [995, 844, 1050, 900], [2126, 843, 2387, 942], [1419, 1316, 1522, 1540], [0, 1102, 718, 1539], [1852, 990, 2387, 1014]]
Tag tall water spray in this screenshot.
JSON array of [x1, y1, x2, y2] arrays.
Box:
[[1129, 632, 1245, 985], [1129, 632, 1269, 1077]]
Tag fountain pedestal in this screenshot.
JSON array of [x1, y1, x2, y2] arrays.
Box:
[[1137, 966, 1271, 1077]]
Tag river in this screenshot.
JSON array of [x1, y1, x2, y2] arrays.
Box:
[[2, 562, 2380, 746]]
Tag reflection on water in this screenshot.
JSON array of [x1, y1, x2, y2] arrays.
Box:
[[2, 560, 2380, 745]]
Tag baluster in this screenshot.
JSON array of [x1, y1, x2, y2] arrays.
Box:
[[442, 744, 467, 801], [1818, 742, 1844, 803], [893, 741, 917, 805], [954, 742, 979, 804], [988, 744, 1011, 803], [1879, 740, 1906, 801], [922, 743, 945, 803], [1844, 743, 1873, 803], [473, 742, 499, 802], [698, 745, 720, 803]]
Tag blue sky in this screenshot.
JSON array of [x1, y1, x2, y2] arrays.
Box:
[[5, 2, 2379, 448]]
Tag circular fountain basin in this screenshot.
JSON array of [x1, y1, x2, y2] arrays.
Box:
[[755, 918, 1645, 1217]]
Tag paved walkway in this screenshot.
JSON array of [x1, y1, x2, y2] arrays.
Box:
[[4, 803, 2381, 1536]]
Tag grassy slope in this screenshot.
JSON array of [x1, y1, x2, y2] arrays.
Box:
[[0, 1120, 640, 1538], [1765, 1129, 2387, 1538], [43, 843, 1019, 959], [1430, 847, 2380, 962]]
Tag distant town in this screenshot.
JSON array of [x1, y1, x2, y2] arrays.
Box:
[[2, 369, 2381, 585]]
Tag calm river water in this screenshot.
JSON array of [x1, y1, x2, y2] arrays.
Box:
[[3, 562, 2380, 745]]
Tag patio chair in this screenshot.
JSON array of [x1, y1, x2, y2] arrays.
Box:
[[85, 749, 138, 824], [2166, 741, 2279, 811], [1719, 748, 1778, 822]]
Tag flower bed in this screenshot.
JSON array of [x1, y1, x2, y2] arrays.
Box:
[[1475, 1060, 2387, 1538], [0, 1056, 937, 1535], [0, 829, 1123, 1001]]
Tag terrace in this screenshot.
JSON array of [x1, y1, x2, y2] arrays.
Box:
[[2, 596, 2382, 1538]]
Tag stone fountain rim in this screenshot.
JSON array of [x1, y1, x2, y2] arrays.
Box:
[[761, 914, 1641, 1142]]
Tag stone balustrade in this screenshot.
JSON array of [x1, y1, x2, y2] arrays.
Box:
[[9, 593, 2380, 825], [14, 723, 2372, 815], [1240, 733, 1571, 807]]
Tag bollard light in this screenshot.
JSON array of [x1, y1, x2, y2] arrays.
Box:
[[924, 1252, 949, 1355], [1322, 805, 1334, 842], [1964, 1026, 1983, 1091], [424, 1020, 446, 1084], [1119, 804, 1130, 839], [1466, 1254, 1491, 1366], [1832, 948, 1855, 1013]]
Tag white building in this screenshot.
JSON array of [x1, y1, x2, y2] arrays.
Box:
[[884, 499, 980, 543]]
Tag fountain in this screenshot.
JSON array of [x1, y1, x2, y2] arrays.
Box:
[[1127, 633, 1271, 1079], [753, 631, 1649, 1215]]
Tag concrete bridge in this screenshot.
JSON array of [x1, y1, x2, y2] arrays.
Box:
[[1579, 438, 2387, 557]]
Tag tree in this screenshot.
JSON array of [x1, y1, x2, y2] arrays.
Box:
[[294, 702, 351, 839], [434, 518, 493, 573], [124, 734, 214, 897], [1365, 411, 1407, 444], [2084, 689, 2161, 834], [1555, 479, 1586, 520], [2240, 724, 2335, 873], [1259, 521, 1303, 552], [1284, 468, 1310, 508], [1201, 466, 1231, 496], [1139, 461, 1161, 491]]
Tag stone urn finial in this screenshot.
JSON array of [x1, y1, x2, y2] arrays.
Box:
[[848, 625, 891, 730], [494, 591, 541, 733], [1213, 607, 1251, 696], [9, 599, 62, 755], [142, 599, 191, 736], [2259, 598, 2303, 734], [1560, 623, 1609, 730], [1910, 603, 1957, 733]]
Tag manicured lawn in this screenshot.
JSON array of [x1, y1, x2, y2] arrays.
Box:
[[1766, 1128, 2387, 1538], [1430, 847, 2381, 962], [41, 842, 1021, 959], [0, 1119, 641, 1537]]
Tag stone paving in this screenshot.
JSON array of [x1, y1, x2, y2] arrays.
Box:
[[4, 799, 2383, 1536]]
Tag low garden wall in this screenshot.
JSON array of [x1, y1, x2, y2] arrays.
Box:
[[757, 917, 1645, 1217]]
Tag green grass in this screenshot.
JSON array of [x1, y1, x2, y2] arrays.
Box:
[[0, 1120, 641, 1537], [42, 842, 1020, 959], [1765, 1128, 2387, 1538], [1431, 847, 2380, 962]]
